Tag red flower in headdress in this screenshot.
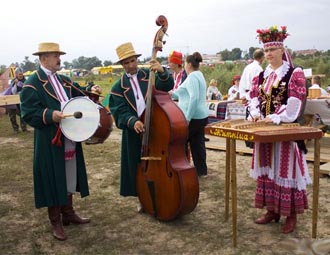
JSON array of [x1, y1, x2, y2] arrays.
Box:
[[256, 25, 289, 44]]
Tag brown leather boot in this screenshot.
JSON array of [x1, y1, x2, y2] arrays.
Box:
[[255, 210, 280, 224], [48, 206, 67, 241], [61, 194, 90, 226]]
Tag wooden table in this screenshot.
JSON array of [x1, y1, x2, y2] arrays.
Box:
[[304, 98, 330, 126], [205, 120, 323, 247], [0, 95, 20, 106]]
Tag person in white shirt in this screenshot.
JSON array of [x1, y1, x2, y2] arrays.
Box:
[[227, 75, 241, 101], [239, 49, 265, 104], [239, 49, 265, 148], [311, 75, 329, 96], [207, 79, 222, 100]]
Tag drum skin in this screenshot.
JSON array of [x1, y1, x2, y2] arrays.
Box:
[[60, 96, 113, 143]]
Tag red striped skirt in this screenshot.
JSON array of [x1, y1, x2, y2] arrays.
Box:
[[255, 175, 308, 216]]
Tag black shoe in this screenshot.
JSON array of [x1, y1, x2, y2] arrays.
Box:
[[204, 137, 210, 142], [198, 174, 208, 178], [245, 141, 254, 148]]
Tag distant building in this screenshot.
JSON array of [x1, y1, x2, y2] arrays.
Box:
[[294, 49, 319, 56], [202, 54, 223, 65]]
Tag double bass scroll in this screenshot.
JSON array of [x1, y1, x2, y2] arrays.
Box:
[[136, 15, 199, 221]]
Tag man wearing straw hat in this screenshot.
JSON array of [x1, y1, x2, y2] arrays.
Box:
[[20, 42, 101, 241], [109, 42, 173, 211]]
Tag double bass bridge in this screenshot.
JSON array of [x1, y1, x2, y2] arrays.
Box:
[[140, 156, 162, 161]]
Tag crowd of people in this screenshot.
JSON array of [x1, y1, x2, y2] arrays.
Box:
[[4, 23, 325, 242]]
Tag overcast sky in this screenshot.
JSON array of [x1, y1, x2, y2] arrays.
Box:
[[0, 0, 328, 66]]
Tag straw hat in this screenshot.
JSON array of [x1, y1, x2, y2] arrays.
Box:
[[32, 42, 66, 56], [116, 42, 141, 63]]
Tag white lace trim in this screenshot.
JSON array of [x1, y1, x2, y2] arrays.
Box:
[[247, 97, 261, 120], [250, 152, 312, 191]]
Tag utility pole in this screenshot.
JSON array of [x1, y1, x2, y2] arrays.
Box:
[[172, 45, 190, 56]]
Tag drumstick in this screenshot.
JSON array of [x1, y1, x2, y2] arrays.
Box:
[[62, 111, 83, 119]]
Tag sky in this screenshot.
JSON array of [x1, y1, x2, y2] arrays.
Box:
[[0, 0, 328, 66]]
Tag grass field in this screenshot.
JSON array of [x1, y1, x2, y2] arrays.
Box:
[[1, 111, 330, 255]]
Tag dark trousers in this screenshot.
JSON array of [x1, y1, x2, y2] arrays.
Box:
[[188, 117, 208, 176], [8, 108, 27, 132]]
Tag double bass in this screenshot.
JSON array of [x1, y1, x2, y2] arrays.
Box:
[[136, 15, 199, 221]]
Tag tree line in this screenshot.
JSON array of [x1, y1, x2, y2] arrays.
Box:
[[1, 48, 330, 88]]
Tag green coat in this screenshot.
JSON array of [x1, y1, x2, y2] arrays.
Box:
[[20, 67, 90, 208], [109, 68, 174, 196]]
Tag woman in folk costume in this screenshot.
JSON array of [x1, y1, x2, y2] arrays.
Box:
[[227, 75, 241, 101], [167, 50, 187, 93], [247, 26, 310, 233]]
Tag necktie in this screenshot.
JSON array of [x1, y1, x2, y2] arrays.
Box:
[[48, 74, 67, 102], [264, 72, 276, 93], [130, 77, 140, 99]]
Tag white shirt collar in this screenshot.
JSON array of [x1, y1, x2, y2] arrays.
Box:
[[40, 65, 54, 76], [263, 60, 290, 81]]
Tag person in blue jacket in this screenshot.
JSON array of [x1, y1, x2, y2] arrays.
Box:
[[171, 52, 209, 176]]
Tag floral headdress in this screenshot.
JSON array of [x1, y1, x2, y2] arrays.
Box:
[[256, 25, 289, 48], [256, 25, 293, 68]]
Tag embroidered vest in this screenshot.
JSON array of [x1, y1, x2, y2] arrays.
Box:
[[258, 67, 307, 153], [257, 67, 294, 117]]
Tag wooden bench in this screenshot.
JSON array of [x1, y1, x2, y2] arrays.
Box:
[[320, 162, 330, 175], [0, 95, 20, 106]]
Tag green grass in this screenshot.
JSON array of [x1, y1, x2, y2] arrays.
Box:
[[1, 112, 330, 254]]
